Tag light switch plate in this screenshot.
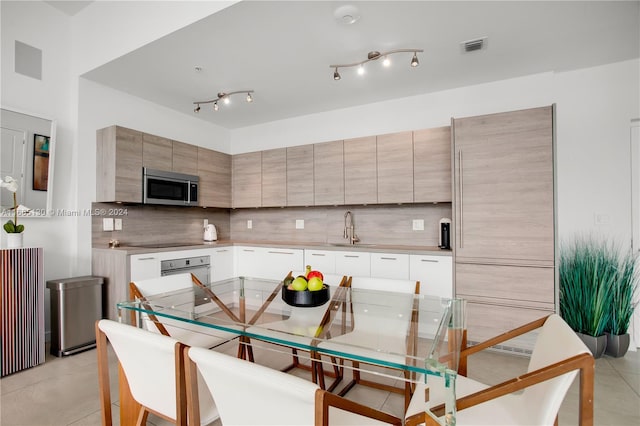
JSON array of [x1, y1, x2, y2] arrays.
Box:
[[412, 219, 424, 231], [114, 218, 122, 231], [296, 219, 304, 229], [103, 218, 114, 231], [247, 220, 253, 229]]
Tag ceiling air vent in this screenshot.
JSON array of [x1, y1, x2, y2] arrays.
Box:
[[461, 37, 487, 53]]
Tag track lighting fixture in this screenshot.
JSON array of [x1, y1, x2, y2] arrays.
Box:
[[193, 90, 254, 113], [330, 48, 423, 80]]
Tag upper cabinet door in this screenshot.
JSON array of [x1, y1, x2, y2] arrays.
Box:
[[287, 145, 314, 206], [413, 126, 452, 203], [261, 148, 287, 207], [344, 136, 377, 205], [142, 133, 172, 170], [172, 141, 198, 175], [232, 152, 262, 208], [377, 131, 414, 204], [314, 140, 344, 206], [453, 106, 554, 263], [198, 147, 231, 208], [96, 125, 143, 203]]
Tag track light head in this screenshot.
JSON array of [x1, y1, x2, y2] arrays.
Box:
[[411, 52, 419, 67], [194, 105, 201, 113], [382, 56, 391, 67], [246, 92, 253, 103], [213, 102, 219, 111], [357, 65, 365, 75], [333, 68, 341, 80]]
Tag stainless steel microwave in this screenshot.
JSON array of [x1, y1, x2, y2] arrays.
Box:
[[143, 168, 199, 206]]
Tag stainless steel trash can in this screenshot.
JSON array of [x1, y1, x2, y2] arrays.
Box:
[[46, 276, 104, 357]]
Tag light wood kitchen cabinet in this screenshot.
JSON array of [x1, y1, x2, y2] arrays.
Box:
[[198, 147, 231, 208], [314, 140, 344, 205], [142, 133, 173, 170], [452, 105, 556, 351], [377, 131, 414, 204], [344, 136, 377, 205], [286, 145, 314, 206], [261, 148, 287, 207], [232, 152, 262, 208], [172, 141, 198, 175], [413, 126, 452, 203], [96, 125, 143, 203], [453, 106, 554, 264]]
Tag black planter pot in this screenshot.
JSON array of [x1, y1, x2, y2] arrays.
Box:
[[605, 332, 630, 358], [576, 332, 607, 358]]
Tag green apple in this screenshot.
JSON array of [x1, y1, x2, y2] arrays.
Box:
[[291, 276, 308, 291], [308, 276, 324, 291]]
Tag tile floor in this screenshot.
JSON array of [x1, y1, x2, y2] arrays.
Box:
[[1, 339, 639, 425]]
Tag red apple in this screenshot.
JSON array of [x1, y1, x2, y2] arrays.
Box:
[[307, 270, 323, 281]]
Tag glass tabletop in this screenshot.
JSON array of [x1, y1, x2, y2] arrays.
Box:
[[117, 275, 466, 425]]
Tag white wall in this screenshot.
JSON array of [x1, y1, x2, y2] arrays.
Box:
[[232, 60, 640, 250]]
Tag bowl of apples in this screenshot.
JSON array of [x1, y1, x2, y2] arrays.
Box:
[[282, 266, 330, 307]]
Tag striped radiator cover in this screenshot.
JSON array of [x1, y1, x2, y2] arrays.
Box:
[[1, 248, 44, 377]]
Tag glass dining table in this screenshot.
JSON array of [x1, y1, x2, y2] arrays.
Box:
[[117, 276, 466, 425]]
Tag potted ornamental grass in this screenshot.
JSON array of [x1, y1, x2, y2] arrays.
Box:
[[1, 176, 28, 248], [604, 250, 638, 357], [559, 237, 617, 358]]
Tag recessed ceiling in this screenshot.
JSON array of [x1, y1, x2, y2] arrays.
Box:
[[82, 1, 640, 129], [45, 1, 93, 16]]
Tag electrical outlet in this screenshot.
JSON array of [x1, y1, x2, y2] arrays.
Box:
[[412, 219, 424, 231], [102, 218, 114, 231], [114, 218, 122, 231], [247, 220, 253, 229], [594, 213, 610, 225], [296, 219, 304, 229]]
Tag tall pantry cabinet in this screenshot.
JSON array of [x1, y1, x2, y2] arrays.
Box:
[[452, 105, 556, 351]]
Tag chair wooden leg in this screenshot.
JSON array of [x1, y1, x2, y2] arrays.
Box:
[[135, 407, 149, 426], [579, 357, 595, 426], [184, 347, 201, 426], [95, 323, 112, 426]]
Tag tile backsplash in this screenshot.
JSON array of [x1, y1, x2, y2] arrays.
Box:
[[92, 202, 451, 248]]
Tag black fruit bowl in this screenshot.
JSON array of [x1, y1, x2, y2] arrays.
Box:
[[282, 284, 330, 307]]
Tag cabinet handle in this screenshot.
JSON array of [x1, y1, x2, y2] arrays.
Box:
[[268, 251, 294, 255], [420, 259, 438, 263], [216, 249, 229, 253], [458, 149, 464, 249], [243, 249, 255, 252], [344, 255, 359, 258], [136, 257, 156, 261], [380, 257, 397, 261], [311, 253, 326, 257]]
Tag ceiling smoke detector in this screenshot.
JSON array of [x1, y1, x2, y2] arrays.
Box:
[[461, 37, 487, 53], [334, 5, 360, 25]]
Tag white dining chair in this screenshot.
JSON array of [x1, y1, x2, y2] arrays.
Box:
[[185, 346, 402, 425], [129, 273, 236, 348], [404, 314, 594, 426], [243, 272, 349, 390], [96, 319, 218, 426], [317, 276, 420, 411]]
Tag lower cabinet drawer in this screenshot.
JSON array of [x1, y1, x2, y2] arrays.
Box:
[[370, 252, 409, 279], [465, 301, 554, 352]]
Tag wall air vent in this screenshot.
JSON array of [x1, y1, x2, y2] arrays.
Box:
[[461, 37, 487, 53]]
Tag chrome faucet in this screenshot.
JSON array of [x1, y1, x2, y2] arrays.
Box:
[[343, 210, 360, 245]]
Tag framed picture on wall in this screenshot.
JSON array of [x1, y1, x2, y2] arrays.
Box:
[[33, 134, 50, 191]]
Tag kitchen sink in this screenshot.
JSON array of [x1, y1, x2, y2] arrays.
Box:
[[329, 243, 378, 248]]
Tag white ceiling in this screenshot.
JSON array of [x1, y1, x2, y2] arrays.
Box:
[[45, 1, 93, 16], [82, 1, 640, 129]]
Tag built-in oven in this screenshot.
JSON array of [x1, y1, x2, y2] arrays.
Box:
[[160, 255, 211, 315], [143, 167, 199, 206]]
